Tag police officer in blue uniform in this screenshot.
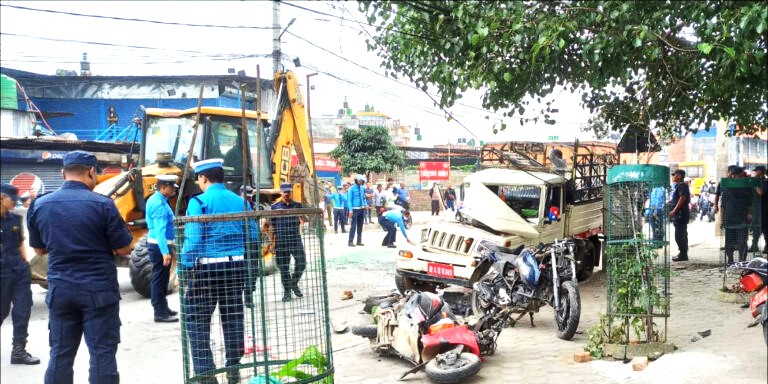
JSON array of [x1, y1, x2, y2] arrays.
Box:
[[181, 158, 259, 384], [146, 174, 179, 323], [270, 183, 307, 302], [346, 175, 368, 247], [27, 150, 133, 384], [1, 183, 40, 365], [331, 184, 347, 233], [379, 206, 415, 248]]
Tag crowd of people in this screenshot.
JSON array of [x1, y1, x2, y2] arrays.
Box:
[[656, 165, 767, 263]]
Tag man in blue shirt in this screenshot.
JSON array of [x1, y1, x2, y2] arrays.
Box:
[[145, 174, 179, 323], [364, 182, 375, 224], [379, 207, 414, 248], [331, 185, 347, 233], [181, 158, 259, 384], [649, 185, 667, 242], [270, 183, 306, 302], [27, 150, 133, 384], [1, 183, 40, 365], [347, 175, 368, 247]]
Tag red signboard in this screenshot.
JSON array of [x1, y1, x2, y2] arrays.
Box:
[[419, 161, 450, 181], [291, 155, 341, 172]]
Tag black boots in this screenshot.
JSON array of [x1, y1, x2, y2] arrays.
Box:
[[11, 343, 40, 365], [282, 291, 292, 302]]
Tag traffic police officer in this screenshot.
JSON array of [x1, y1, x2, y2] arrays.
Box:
[[146, 174, 179, 322], [379, 206, 415, 248], [270, 183, 307, 302], [1, 183, 40, 365], [181, 158, 259, 384], [27, 150, 133, 384], [346, 175, 368, 247], [331, 184, 347, 233]]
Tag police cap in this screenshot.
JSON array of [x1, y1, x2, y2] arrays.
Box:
[[63, 150, 98, 168], [0, 183, 19, 202], [191, 158, 223, 174], [280, 183, 293, 192], [155, 174, 179, 188]]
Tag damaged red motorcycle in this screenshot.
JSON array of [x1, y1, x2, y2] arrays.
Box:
[[352, 290, 509, 383]]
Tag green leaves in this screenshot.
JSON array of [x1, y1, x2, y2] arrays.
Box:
[[329, 125, 404, 177], [360, 0, 767, 137], [697, 43, 713, 55]]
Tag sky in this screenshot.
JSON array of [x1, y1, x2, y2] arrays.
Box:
[[0, 1, 597, 147]]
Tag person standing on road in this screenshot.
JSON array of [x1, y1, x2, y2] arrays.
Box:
[[379, 206, 414, 248], [270, 183, 307, 302], [331, 185, 347, 233], [27, 150, 133, 384], [323, 182, 334, 228], [444, 185, 457, 212], [346, 175, 368, 247], [429, 182, 442, 216], [1, 183, 40, 366], [649, 185, 667, 242], [753, 165, 768, 254], [669, 169, 690, 262], [373, 184, 386, 214], [180, 158, 259, 384], [364, 181, 375, 224], [716, 166, 751, 263], [145, 174, 179, 323]]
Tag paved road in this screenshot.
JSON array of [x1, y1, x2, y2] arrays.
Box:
[[2, 213, 765, 383]]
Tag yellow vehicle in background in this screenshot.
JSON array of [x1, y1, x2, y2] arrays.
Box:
[[677, 160, 715, 195], [29, 71, 316, 297]]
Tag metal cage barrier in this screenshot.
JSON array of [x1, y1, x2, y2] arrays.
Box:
[[605, 165, 670, 344], [718, 177, 763, 289], [174, 208, 333, 384]]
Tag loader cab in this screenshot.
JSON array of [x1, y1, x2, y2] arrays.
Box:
[[140, 107, 272, 193]]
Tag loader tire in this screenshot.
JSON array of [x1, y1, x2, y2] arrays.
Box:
[[129, 236, 153, 298]]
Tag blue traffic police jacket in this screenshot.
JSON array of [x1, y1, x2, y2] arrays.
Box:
[[382, 209, 410, 240], [346, 183, 367, 210], [27, 181, 133, 291], [0, 211, 25, 278], [331, 191, 347, 209], [181, 183, 259, 268], [146, 190, 175, 255]]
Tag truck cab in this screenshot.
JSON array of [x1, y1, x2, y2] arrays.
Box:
[[395, 141, 612, 293]]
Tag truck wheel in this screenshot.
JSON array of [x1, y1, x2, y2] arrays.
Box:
[[576, 240, 595, 282], [129, 236, 178, 298]]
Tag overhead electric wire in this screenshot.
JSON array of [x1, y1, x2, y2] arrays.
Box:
[[0, 4, 273, 29]]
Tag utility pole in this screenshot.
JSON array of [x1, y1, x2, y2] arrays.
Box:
[[272, 0, 280, 73]]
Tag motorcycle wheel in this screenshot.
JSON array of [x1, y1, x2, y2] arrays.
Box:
[[469, 275, 493, 317], [351, 324, 378, 339], [554, 280, 581, 340], [425, 352, 481, 384]]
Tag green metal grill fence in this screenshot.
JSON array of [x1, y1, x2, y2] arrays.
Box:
[[605, 165, 670, 344], [718, 176, 763, 289], [175, 208, 333, 384]]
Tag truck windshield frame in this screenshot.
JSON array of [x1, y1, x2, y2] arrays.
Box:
[[489, 184, 542, 222]]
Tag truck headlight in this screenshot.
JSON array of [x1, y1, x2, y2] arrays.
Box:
[[421, 228, 429, 243], [474, 240, 499, 256]]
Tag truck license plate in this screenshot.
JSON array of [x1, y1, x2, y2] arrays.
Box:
[[427, 263, 454, 278]]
